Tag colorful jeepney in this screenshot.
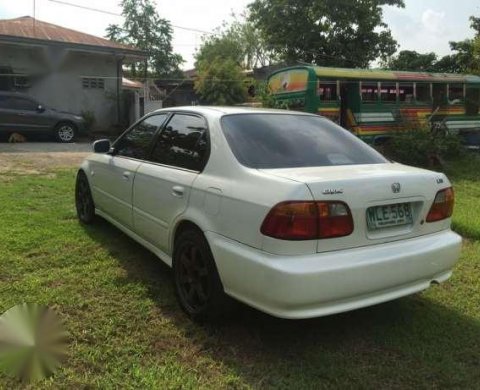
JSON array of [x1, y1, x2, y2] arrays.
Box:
[[266, 66, 480, 146]]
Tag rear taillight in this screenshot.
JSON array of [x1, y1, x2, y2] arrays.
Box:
[[426, 187, 454, 222], [260, 201, 353, 240]]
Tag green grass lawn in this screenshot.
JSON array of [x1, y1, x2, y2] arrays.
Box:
[[0, 155, 479, 388]]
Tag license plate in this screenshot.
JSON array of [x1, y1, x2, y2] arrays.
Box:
[[366, 203, 413, 230]]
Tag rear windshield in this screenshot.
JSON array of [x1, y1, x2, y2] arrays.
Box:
[[221, 114, 388, 169]]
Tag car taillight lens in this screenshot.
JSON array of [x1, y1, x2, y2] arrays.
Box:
[[426, 187, 454, 222], [260, 201, 353, 240]]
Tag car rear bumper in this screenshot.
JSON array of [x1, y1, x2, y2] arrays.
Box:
[[206, 230, 462, 319]]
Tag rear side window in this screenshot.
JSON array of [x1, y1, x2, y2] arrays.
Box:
[[3, 97, 37, 111], [221, 114, 388, 169], [150, 114, 208, 171], [115, 114, 168, 160]]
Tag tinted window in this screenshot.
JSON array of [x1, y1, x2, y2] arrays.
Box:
[[115, 114, 167, 159], [6, 97, 37, 111], [221, 114, 388, 169], [150, 114, 208, 171]]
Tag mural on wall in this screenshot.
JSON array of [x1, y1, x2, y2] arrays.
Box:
[[268, 69, 309, 93]]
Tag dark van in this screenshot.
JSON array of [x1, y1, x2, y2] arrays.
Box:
[[0, 92, 86, 142]]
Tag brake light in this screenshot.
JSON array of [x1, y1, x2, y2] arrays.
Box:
[[260, 201, 353, 240], [426, 187, 454, 222]]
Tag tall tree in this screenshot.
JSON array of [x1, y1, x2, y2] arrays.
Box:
[[248, 0, 404, 68], [195, 16, 276, 70], [385, 50, 437, 71], [106, 0, 183, 77], [194, 58, 247, 105], [434, 16, 480, 74]]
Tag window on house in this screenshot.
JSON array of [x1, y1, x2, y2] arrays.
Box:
[[399, 83, 414, 103], [416, 83, 431, 103], [317, 81, 338, 101], [82, 77, 105, 89], [380, 83, 397, 102], [448, 84, 464, 104], [14, 76, 30, 88], [361, 82, 378, 103]]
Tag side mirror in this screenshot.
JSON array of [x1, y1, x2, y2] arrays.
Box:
[[93, 139, 111, 154], [37, 104, 45, 113]]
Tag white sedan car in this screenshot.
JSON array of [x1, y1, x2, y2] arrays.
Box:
[[76, 107, 462, 321]]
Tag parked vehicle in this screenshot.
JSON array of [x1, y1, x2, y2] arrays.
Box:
[[267, 66, 480, 147], [76, 107, 462, 321], [0, 91, 86, 142]]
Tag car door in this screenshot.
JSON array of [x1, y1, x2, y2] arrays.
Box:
[[133, 113, 209, 253], [89, 114, 168, 228], [1, 96, 44, 132]]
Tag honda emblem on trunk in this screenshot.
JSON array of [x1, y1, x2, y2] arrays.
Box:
[[391, 183, 401, 193]]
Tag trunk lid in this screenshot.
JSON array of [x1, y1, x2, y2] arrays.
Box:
[[260, 163, 451, 253]]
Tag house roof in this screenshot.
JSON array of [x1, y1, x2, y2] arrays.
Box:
[[0, 16, 145, 57], [122, 77, 143, 90]]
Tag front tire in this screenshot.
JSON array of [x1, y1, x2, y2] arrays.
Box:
[[75, 171, 95, 224], [173, 229, 231, 322], [55, 123, 76, 143]]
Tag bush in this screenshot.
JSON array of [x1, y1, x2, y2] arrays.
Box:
[[81, 110, 96, 132], [381, 130, 463, 168]]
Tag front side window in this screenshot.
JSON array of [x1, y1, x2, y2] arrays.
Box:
[[222, 114, 388, 169], [150, 114, 208, 171], [114, 114, 168, 160]]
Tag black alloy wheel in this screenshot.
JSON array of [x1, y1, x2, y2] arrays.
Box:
[[173, 229, 231, 321], [75, 171, 95, 224]]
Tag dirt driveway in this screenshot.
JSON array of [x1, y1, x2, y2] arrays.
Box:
[[0, 142, 92, 175]]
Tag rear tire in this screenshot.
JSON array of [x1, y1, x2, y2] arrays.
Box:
[[55, 122, 76, 143], [173, 229, 231, 322], [75, 171, 96, 224]]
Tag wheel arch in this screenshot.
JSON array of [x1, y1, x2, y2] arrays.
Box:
[[55, 120, 78, 131]]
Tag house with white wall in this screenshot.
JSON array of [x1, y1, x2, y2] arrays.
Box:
[[0, 16, 147, 131]]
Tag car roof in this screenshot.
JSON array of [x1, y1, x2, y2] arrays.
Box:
[[0, 91, 33, 98], [151, 105, 314, 118]]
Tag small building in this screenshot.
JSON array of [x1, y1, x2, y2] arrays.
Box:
[[0, 16, 146, 131]]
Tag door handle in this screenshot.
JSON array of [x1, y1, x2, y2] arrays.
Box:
[[17, 112, 26, 116], [122, 171, 130, 181], [172, 186, 185, 197]]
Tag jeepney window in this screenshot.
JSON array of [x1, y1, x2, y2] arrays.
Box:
[[416, 83, 431, 103], [380, 82, 397, 102], [466, 87, 480, 115], [433, 84, 448, 107], [361, 82, 378, 102], [399, 83, 414, 103], [317, 80, 338, 101], [448, 84, 464, 104]]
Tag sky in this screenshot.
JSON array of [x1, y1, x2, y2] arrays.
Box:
[[0, 0, 479, 70]]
